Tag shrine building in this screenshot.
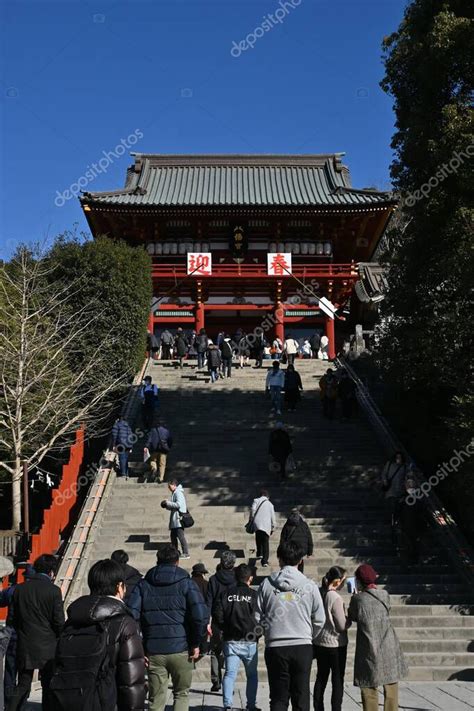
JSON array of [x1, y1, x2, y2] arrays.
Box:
[[81, 154, 396, 358]]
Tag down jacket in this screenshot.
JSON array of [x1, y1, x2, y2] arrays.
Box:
[[279, 512, 314, 557], [128, 564, 208, 655], [65, 594, 146, 711]]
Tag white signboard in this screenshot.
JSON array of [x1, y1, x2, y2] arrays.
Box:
[[319, 296, 336, 320], [267, 252, 292, 276], [187, 252, 212, 276]]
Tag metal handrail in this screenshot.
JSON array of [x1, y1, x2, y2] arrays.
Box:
[[338, 356, 474, 589], [55, 359, 148, 602]]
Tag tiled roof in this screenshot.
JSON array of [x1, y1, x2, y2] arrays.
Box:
[[81, 154, 394, 208]]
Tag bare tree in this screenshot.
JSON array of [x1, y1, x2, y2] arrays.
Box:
[[0, 248, 132, 530]]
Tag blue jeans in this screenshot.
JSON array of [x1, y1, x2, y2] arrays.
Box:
[[269, 386, 282, 413], [223, 641, 258, 709], [117, 449, 130, 476]]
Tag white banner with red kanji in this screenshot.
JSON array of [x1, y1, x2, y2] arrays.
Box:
[[187, 252, 212, 276], [267, 252, 292, 276]]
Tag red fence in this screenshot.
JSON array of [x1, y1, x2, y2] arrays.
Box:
[[0, 429, 85, 619], [29, 429, 85, 561]]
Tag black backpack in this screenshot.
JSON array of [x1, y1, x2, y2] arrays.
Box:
[[49, 620, 115, 711]]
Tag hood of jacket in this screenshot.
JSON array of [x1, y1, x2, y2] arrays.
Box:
[[67, 594, 128, 625], [269, 565, 308, 592], [287, 512, 302, 526], [214, 568, 236, 586], [144, 563, 190, 588]]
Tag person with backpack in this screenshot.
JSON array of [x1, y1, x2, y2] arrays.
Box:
[[284, 364, 303, 412], [279, 508, 313, 572], [160, 329, 173, 360], [174, 328, 188, 369], [161, 480, 190, 560], [238, 334, 251, 369], [128, 545, 208, 711], [265, 361, 285, 416], [196, 328, 209, 370], [256, 541, 326, 711], [140, 376, 159, 430], [144, 419, 173, 483], [269, 422, 292, 480], [6, 555, 64, 711], [313, 566, 349, 711], [254, 332, 266, 369], [319, 369, 338, 419], [348, 564, 408, 711], [213, 564, 259, 711], [206, 552, 237, 693], [220, 335, 236, 379], [110, 550, 142, 605], [111, 415, 134, 478], [248, 489, 276, 568], [49, 559, 146, 711], [207, 344, 222, 383]]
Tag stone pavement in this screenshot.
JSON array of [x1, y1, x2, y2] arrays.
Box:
[[25, 679, 474, 709]]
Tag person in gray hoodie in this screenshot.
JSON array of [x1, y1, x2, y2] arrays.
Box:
[[256, 541, 326, 711]]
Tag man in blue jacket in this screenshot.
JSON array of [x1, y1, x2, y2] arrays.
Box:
[[128, 544, 208, 711]]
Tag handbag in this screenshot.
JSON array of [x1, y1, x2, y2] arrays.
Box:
[[180, 510, 194, 528], [245, 499, 267, 534]]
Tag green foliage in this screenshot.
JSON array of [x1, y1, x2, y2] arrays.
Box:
[[47, 233, 152, 388], [377, 0, 474, 536]]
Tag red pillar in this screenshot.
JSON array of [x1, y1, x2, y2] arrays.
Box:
[[326, 317, 336, 360], [195, 302, 204, 333], [148, 310, 154, 334], [274, 302, 284, 342]]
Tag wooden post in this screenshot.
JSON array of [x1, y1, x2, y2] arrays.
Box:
[[22, 461, 29, 537], [326, 317, 336, 360]]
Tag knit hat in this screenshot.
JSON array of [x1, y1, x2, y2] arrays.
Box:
[[355, 563, 378, 586], [220, 550, 236, 570]]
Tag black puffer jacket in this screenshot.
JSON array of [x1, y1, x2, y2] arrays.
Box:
[[279, 513, 314, 556], [65, 595, 146, 711]]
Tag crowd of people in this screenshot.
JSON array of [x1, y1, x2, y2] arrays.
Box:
[[0, 331, 424, 711], [147, 329, 332, 373], [0, 540, 408, 711]]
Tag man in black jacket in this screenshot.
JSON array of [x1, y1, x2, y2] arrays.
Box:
[[6, 554, 64, 711], [128, 545, 208, 711], [111, 550, 142, 604], [50, 559, 146, 711], [206, 551, 236, 693], [213, 564, 259, 711], [279, 509, 314, 573]]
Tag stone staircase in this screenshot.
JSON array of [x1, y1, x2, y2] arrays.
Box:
[[73, 359, 474, 682]]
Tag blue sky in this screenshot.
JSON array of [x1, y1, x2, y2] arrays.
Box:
[[0, 0, 406, 259]]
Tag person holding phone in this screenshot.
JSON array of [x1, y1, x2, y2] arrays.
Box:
[[313, 566, 350, 711]]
